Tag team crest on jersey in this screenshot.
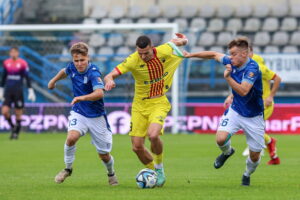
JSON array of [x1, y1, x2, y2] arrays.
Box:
[[139, 64, 145, 68], [248, 72, 254, 78], [156, 116, 164, 123], [161, 58, 166, 63], [84, 76, 88, 84]]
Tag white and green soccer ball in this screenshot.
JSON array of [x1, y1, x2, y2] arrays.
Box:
[[136, 168, 157, 189]]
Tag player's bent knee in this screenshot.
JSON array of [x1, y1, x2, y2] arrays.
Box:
[[132, 144, 144, 153], [148, 134, 160, 142]]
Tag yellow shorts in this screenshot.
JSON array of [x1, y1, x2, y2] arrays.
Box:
[[264, 103, 274, 120], [129, 95, 171, 137]]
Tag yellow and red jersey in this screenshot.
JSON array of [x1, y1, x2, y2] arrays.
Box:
[[115, 43, 183, 100]]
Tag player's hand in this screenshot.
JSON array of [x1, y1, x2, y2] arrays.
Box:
[[0, 87, 4, 101], [105, 80, 116, 91], [224, 95, 233, 109], [28, 88, 36, 102], [183, 50, 192, 58], [264, 96, 273, 107], [48, 80, 56, 90], [71, 96, 84, 105], [224, 64, 232, 79]]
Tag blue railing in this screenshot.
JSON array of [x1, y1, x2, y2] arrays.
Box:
[[0, 0, 22, 24]]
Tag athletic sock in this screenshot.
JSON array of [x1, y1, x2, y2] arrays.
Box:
[[145, 161, 155, 170], [244, 157, 261, 177], [64, 143, 76, 169], [153, 153, 163, 169], [15, 120, 22, 135], [264, 133, 271, 144], [102, 155, 115, 175], [5, 116, 14, 129], [218, 140, 232, 155]]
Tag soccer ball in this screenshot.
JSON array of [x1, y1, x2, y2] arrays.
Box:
[[136, 168, 157, 189]]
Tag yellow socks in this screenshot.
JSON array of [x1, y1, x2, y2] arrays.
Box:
[[153, 153, 163, 165], [264, 133, 271, 145], [145, 161, 155, 170]]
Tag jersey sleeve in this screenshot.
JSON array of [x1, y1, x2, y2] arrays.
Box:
[[242, 66, 260, 85], [220, 55, 232, 65], [166, 42, 185, 58], [65, 63, 72, 76], [89, 69, 104, 90], [259, 63, 276, 81], [115, 53, 136, 74]]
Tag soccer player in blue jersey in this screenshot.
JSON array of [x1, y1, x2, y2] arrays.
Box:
[[184, 37, 264, 186], [48, 42, 118, 185], [0, 47, 36, 140]]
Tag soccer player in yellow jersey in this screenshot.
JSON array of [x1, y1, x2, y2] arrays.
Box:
[[224, 46, 281, 165], [104, 33, 188, 187]]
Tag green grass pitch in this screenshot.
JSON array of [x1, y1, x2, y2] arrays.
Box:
[[0, 133, 299, 200]]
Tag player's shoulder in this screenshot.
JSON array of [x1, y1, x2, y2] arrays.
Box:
[[156, 43, 171, 51], [252, 54, 265, 64], [87, 63, 102, 76], [248, 58, 260, 70]]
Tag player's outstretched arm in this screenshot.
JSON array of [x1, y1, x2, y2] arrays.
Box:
[[265, 74, 282, 107], [71, 88, 104, 105], [170, 33, 188, 46], [183, 50, 225, 62], [104, 69, 121, 91], [48, 68, 67, 90]]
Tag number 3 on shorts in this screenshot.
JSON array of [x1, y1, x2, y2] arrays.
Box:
[[69, 118, 77, 126], [220, 118, 229, 127]]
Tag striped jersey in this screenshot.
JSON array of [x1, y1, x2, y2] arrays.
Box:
[[115, 43, 183, 100]]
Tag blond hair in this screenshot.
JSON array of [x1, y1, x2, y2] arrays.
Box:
[[70, 42, 89, 56]]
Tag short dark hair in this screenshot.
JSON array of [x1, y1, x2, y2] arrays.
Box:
[[228, 36, 250, 50], [136, 35, 151, 48], [10, 46, 19, 51], [70, 42, 89, 56]]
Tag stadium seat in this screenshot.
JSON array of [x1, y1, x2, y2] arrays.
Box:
[[253, 4, 270, 18], [199, 5, 215, 18], [289, 31, 300, 45], [282, 46, 298, 54], [137, 18, 152, 24], [147, 33, 162, 46], [126, 32, 141, 47], [127, 5, 143, 19], [82, 18, 97, 24], [59, 47, 71, 62], [272, 31, 289, 46], [270, 4, 289, 17], [252, 46, 262, 54], [216, 32, 233, 46], [226, 18, 243, 32], [119, 18, 133, 24], [108, 5, 126, 19], [107, 33, 124, 47], [243, 18, 261, 32], [253, 32, 271, 46], [264, 46, 280, 54], [190, 18, 207, 32], [97, 46, 114, 61], [197, 32, 215, 46], [88, 33, 106, 48], [146, 5, 161, 19], [115, 46, 131, 61], [290, 4, 300, 17], [162, 5, 180, 19], [207, 18, 224, 32], [100, 18, 115, 24], [155, 17, 169, 23], [88, 47, 96, 57], [90, 6, 108, 19], [185, 32, 198, 47], [234, 5, 252, 18], [173, 18, 188, 32], [161, 32, 172, 43], [209, 46, 225, 53], [180, 5, 198, 18], [216, 5, 234, 18], [261, 18, 279, 32], [280, 17, 297, 31]]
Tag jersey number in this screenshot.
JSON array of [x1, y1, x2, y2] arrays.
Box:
[[221, 118, 229, 127], [69, 119, 77, 126]]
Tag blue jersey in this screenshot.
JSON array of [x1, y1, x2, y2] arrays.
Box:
[[222, 56, 264, 117], [65, 62, 105, 118]]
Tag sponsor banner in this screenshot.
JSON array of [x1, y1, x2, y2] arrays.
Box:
[[263, 55, 300, 83], [1, 103, 300, 134]]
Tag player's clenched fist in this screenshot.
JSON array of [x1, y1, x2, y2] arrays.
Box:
[[48, 80, 56, 89], [104, 80, 116, 91]]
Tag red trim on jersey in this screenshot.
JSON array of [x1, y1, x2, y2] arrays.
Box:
[[115, 67, 122, 75]]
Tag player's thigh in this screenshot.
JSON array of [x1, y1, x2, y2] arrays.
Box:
[[217, 108, 241, 136], [129, 108, 148, 137], [241, 115, 265, 152], [67, 111, 88, 136], [13, 91, 24, 109], [1, 105, 10, 115], [88, 115, 113, 154], [264, 104, 274, 120]]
